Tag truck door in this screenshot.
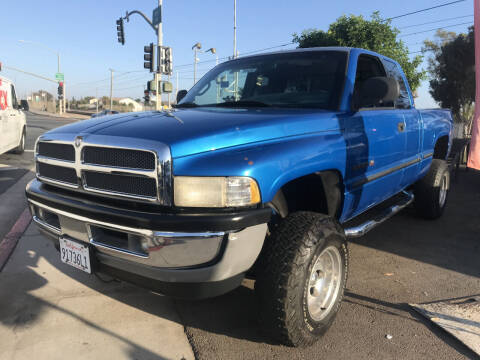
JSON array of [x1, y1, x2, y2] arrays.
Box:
[[8, 84, 22, 149], [342, 54, 407, 220], [382, 59, 421, 189]]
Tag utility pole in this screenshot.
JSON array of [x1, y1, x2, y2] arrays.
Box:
[[176, 71, 179, 99], [63, 81, 67, 113], [96, 88, 99, 114], [18, 40, 62, 114], [156, 0, 163, 111], [109, 69, 114, 110], [192, 42, 201, 85], [233, 0, 237, 59], [167, 74, 171, 108]]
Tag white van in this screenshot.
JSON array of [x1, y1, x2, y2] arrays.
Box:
[[0, 76, 27, 155]]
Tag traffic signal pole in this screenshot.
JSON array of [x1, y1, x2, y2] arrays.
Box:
[[156, 0, 163, 111], [120, 1, 167, 111]]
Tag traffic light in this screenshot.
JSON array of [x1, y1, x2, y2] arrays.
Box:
[[144, 90, 150, 103], [160, 46, 173, 75], [116, 18, 125, 45], [58, 82, 64, 99], [147, 80, 157, 93], [144, 43, 155, 72]]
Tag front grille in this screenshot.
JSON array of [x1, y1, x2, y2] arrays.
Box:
[[83, 171, 157, 198], [83, 147, 156, 170], [37, 162, 78, 185], [38, 142, 75, 161], [35, 138, 170, 204]]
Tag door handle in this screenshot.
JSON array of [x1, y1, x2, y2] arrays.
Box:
[[397, 122, 405, 132]]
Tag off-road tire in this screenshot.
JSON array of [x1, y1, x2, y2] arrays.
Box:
[[255, 211, 348, 347], [11, 128, 26, 154], [413, 159, 450, 219]]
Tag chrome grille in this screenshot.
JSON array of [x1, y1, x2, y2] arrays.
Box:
[[83, 146, 156, 170], [83, 171, 157, 198], [37, 142, 75, 161], [37, 162, 78, 186], [35, 136, 171, 205]]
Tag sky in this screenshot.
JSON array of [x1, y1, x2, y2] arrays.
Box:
[[0, 0, 474, 108]]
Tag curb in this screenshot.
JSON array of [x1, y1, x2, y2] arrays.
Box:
[[27, 110, 88, 120], [0, 208, 32, 271]]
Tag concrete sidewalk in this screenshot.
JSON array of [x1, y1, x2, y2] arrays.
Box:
[[0, 224, 194, 360]]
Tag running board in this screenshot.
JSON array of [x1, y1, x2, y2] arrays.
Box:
[[344, 191, 414, 238]]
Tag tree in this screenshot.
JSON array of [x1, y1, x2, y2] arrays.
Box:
[[424, 28, 475, 134], [292, 12, 424, 91]]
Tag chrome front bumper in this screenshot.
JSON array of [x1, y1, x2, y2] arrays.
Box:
[[28, 198, 268, 282]]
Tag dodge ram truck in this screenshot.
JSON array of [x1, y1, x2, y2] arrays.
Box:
[[26, 47, 453, 347]]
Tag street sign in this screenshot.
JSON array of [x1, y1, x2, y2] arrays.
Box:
[[55, 73, 64, 81], [152, 6, 162, 26]]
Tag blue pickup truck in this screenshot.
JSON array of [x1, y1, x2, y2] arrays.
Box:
[[26, 47, 453, 347]]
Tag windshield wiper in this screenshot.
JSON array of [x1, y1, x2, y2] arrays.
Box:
[[173, 102, 198, 108], [213, 100, 271, 108]]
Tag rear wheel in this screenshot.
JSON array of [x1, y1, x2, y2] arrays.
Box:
[[413, 159, 450, 219], [11, 128, 25, 154], [255, 211, 348, 347]]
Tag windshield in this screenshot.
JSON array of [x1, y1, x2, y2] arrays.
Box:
[[178, 50, 347, 110]]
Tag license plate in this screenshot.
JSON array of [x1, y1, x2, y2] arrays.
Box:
[[59, 238, 91, 274]]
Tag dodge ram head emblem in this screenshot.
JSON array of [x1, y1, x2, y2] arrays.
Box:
[[74, 136, 83, 147]]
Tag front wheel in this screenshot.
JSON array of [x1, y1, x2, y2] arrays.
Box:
[[413, 159, 450, 219], [255, 212, 348, 347]]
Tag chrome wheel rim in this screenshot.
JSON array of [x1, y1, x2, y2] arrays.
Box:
[[439, 173, 448, 208], [306, 246, 342, 322]]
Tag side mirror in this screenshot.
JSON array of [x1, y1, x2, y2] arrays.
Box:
[[354, 77, 399, 110], [176, 90, 188, 103], [20, 100, 29, 111]]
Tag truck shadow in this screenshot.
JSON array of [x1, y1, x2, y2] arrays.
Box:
[[0, 228, 186, 360], [349, 168, 480, 279]]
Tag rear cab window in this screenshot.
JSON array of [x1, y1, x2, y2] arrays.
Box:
[[382, 59, 412, 109]]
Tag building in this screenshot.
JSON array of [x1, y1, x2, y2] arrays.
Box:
[[118, 98, 142, 112]]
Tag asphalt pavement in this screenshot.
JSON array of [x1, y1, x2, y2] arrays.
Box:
[[0, 112, 479, 359], [175, 169, 480, 360], [0, 112, 78, 242], [0, 111, 79, 173]]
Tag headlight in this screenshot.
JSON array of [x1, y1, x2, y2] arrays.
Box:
[[174, 176, 261, 208]]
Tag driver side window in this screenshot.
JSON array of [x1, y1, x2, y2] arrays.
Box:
[[353, 55, 390, 108]]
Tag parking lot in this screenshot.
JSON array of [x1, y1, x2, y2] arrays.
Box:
[[0, 112, 479, 360]]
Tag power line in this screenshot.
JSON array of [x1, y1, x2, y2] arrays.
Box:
[[69, 70, 145, 87], [400, 21, 473, 37], [386, 0, 466, 21], [114, 83, 147, 91], [398, 14, 473, 29], [173, 42, 294, 69]]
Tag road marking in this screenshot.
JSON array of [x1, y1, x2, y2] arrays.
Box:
[[25, 149, 35, 152], [0, 164, 19, 171], [0, 167, 20, 171]]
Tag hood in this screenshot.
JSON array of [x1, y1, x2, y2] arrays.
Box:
[[49, 108, 342, 158]]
